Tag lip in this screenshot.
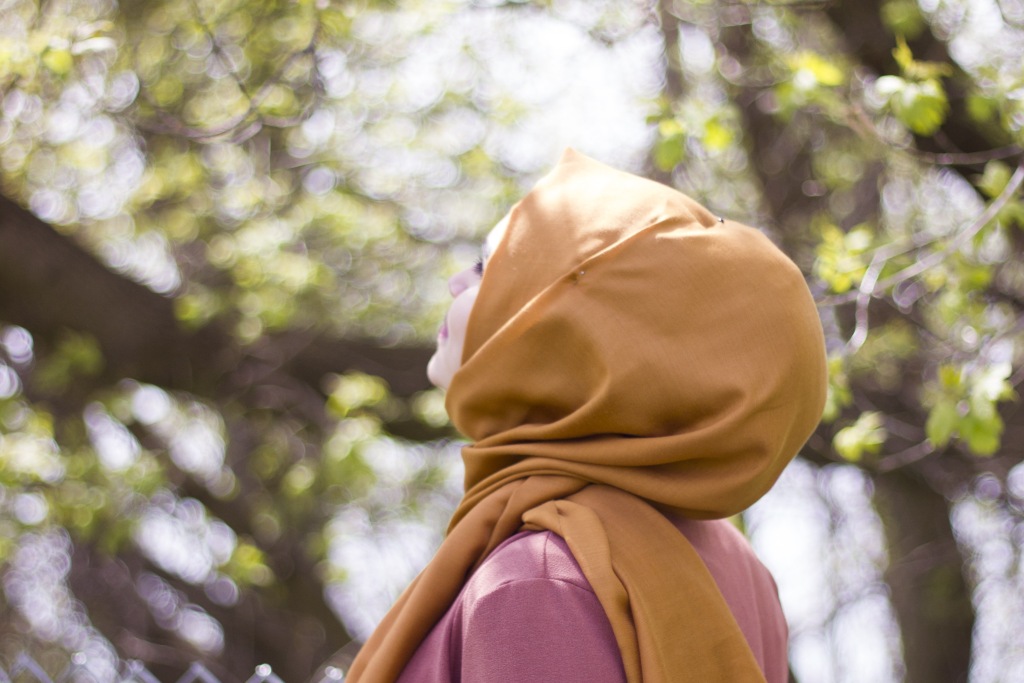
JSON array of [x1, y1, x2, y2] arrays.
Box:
[[438, 319, 448, 341]]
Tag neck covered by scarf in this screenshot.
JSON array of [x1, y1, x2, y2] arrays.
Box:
[[344, 150, 827, 682]]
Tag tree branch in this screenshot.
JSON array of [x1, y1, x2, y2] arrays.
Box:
[[0, 193, 434, 404]]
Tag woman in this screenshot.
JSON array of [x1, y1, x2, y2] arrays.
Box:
[[345, 149, 827, 682]]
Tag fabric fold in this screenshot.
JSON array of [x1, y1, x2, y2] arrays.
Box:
[[523, 485, 768, 682]]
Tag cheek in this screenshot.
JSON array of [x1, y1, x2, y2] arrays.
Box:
[[427, 286, 481, 389], [447, 286, 480, 351]]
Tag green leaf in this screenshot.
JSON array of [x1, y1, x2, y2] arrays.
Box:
[[227, 540, 276, 587], [653, 135, 684, 172], [881, 0, 926, 39], [822, 355, 852, 423], [976, 160, 1012, 199], [958, 260, 993, 290], [653, 117, 687, 171], [891, 36, 915, 75], [928, 362, 1016, 456], [702, 117, 733, 151], [938, 363, 962, 390], [925, 398, 958, 447], [967, 94, 1000, 124], [894, 79, 949, 136], [41, 47, 73, 75], [788, 51, 845, 89], [833, 411, 887, 462], [813, 223, 874, 294], [326, 372, 389, 419], [658, 118, 684, 138], [877, 41, 951, 135], [960, 411, 1002, 456], [892, 35, 953, 80], [997, 201, 1024, 230]]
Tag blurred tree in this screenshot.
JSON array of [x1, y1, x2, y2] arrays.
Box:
[[654, 3, 1022, 681], [0, 1, 1022, 682]]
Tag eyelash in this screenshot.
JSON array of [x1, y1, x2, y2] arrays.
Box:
[[473, 257, 484, 275]]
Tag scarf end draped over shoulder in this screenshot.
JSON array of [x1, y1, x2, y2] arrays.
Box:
[[343, 149, 827, 683]]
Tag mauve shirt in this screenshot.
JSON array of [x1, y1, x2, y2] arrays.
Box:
[[397, 517, 788, 682]]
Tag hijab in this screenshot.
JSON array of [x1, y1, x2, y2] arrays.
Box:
[[344, 149, 827, 682]]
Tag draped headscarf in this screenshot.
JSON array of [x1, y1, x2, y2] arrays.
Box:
[[344, 149, 827, 682]]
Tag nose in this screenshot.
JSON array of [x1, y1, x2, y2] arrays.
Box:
[[448, 266, 476, 297]]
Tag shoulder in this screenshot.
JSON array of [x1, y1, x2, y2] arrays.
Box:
[[462, 530, 594, 602], [453, 531, 626, 682], [401, 531, 598, 683], [670, 516, 767, 566]]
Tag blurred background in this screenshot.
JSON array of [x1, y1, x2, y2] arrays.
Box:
[[0, 0, 1022, 681]]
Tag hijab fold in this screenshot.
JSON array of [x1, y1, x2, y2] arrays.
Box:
[[344, 150, 827, 682]]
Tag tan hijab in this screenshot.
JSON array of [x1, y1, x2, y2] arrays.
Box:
[[345, 149, 827, 682]]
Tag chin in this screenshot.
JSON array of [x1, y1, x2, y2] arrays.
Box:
[[426, 354, 452, 390]]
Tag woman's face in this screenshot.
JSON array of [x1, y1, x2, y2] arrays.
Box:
[[427, 215, 510, 389]]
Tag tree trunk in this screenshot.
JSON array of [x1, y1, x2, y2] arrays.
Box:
[[698, 4, 980, 681], [872, 469, 973, 683]]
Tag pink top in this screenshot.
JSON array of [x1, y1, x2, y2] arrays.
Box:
[[397, 518, 788, 682]]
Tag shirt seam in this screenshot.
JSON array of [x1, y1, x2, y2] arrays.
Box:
[[475, 575, 597, 597]]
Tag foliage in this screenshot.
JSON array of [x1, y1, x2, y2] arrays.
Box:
[[1, 0, 1024, 682]]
